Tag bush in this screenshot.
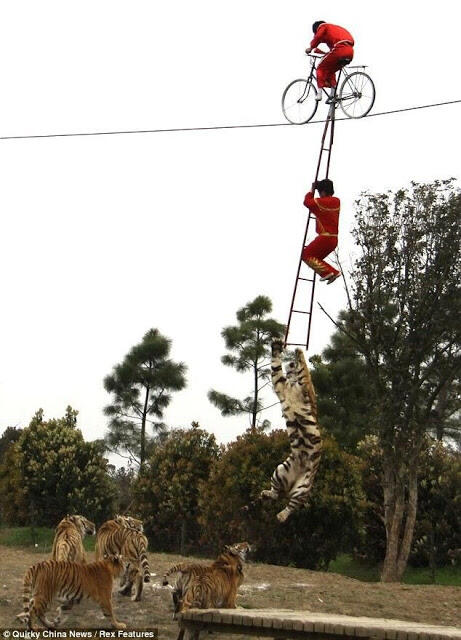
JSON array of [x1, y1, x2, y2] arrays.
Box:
[[0, 408, 115, 526], [135, 424, 219, 554], [198, 428, 365, 569]]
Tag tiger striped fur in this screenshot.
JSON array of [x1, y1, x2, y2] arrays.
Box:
[[51, 515, 96, 564], [95, 519, 150, 601], [16, 556, 126, 630], [163, 542, 251, 620], [259, 339, 322, 522]]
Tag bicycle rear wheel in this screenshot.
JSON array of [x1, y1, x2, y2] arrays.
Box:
[[339, 71, 375, 118], [282, 79, 319, 124]]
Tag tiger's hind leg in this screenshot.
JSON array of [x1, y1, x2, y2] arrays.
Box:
[[54, 600, 75, 627], [98, 594, 126, 630], [131, 569, 143, 602], [118, 562, 133, 596], [30, 599, 56, 630], [277, 466, 318, 523]]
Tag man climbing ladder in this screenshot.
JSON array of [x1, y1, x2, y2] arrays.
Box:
[[306, 20, 355, 102], [302, 179, 341, 285]]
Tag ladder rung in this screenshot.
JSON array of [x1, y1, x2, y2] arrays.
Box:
[[285, 343, 308, 347], [292, 309, 311, 315], [298, 277, 315, 282]]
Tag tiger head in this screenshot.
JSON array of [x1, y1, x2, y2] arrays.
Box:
[[224, 541, 253, 563], [115, 514, 144, 532], [64, 515, 96, 537]]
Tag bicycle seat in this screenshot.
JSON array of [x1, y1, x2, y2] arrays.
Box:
[[338, 57, 352, 67]]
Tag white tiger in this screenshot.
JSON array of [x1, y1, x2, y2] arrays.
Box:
[[259, 338, 322, 522]]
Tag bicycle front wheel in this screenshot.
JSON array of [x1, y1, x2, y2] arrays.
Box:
[[282, 79, 319, 124], [339, 71, 375, 118]]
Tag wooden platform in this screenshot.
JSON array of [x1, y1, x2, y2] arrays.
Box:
[[179, 609, 461, 640]]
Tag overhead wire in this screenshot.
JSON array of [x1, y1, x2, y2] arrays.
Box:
[[0, 99, 460, 142]]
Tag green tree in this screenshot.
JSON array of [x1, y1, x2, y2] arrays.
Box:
[[208, 296, 284, 430], [135, 423, 219, 554], [7, 407, 115, 525], [339, 180, 461, 581], [104, 329, 187, 469], [0, 426, 22, 462], [356, 436, 461, 579], [410, 441, 460, 578], [108, 465, 138, 515], [0, 439, 28, 525], [198, 429, 364, 569], [310, 321, 372, 451]]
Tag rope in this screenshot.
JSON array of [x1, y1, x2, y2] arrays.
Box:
[[0, 99, 459, 142]]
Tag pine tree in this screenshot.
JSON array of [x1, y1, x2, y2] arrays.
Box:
[[104, 329, 187, 469], [208, 296, 284, 430]]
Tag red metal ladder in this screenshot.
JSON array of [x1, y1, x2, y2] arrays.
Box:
[[284, 102, 337, 349]]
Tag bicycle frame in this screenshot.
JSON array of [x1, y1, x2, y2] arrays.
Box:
[[303, 54, 367, 105]]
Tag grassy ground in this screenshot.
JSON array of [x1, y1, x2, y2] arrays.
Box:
[[1, 528, 458, 586], [1, 545, 459, 638], [329, 554, 461, 586]]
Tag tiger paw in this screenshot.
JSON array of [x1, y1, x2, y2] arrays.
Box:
[[115, 622, 127, 630], [272, 339, 284, 357], [276, 508, 292, 523]]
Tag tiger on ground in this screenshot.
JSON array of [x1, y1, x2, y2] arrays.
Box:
[[51, 515, 96, 564], [95, 517, 150, 601], [255, 338, 322, 522], [162, 542, 251, 620], [16, 555, 126, 630]]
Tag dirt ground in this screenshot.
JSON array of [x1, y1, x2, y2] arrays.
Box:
[[1, 546, 459, 638]]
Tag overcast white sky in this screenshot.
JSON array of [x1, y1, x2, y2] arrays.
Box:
[[1, 0, 460, 453]]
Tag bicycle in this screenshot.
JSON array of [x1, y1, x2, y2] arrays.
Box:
[[282, 53, 376, 124]]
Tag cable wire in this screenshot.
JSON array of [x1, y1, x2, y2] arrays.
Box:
[[0, 98, 460, 142]]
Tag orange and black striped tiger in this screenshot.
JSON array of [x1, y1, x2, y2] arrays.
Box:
[[249, 339, 322, 523], [95, 518, 150, 601], [16, 556, 126, 630], [163, 542, 251, 619], [51, 515, 96, 564]]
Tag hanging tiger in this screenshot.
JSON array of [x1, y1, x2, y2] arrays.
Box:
[[95, 518, 150, 601], [256, 338, 322, 522], [51, 515, 96, 564], [162, 542, 251, 620], [16, 555, 126, 630]]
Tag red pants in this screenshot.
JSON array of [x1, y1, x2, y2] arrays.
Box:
[[317, 44, 354, 88], [302, 235, 339, 278]]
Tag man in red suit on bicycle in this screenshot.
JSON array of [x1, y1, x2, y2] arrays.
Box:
[[305, 21, 354, 102], [302, 178, 341, 284]]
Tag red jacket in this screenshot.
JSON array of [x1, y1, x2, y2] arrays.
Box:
[[303, 192, 340, 235], [310, 23, 354, 50]]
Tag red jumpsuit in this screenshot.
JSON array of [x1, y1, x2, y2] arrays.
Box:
[[310, 23, 354, 88], [302, 191, 340, 279]]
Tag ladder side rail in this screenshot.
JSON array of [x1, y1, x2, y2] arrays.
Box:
[[284, 212, 313, 346]]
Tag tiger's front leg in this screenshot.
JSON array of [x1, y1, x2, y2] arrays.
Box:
[[271, 338, 287, 403]]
